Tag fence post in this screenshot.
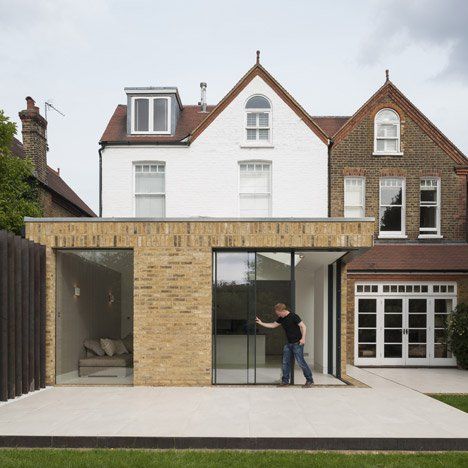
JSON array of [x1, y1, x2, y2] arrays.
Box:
[[0, 231, 8, 401]]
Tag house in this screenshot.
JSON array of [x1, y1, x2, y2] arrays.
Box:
[[327, 75, 468, 367], [24, 55, 467, 388], [12, 97, 95, 218]]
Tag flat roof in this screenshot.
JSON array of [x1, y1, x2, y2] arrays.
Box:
[[24, 217, 375, 223]]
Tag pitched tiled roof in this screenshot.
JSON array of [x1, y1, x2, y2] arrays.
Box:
[[333, 80, 467, 165], [10, 137, 96, 217], [348, 244, 468, 272], [100, 106, 346, 144], [311, 116, 350, 138], [100, 104, 216, 144]]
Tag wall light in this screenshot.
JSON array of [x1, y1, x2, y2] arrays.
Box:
[[74, 286, 80, 297], [108, 292, 115, 304]]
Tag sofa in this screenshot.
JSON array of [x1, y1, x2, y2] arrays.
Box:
[[78, 336, 133, 377]]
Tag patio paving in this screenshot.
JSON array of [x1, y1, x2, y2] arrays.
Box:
[[359, 367, 468, 394], [0, 366, 467, 441]]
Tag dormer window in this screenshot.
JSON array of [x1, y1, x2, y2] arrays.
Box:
[[374, 108, 401, 155], [245, 95, 271, 143], [131, 96, 171, 134]]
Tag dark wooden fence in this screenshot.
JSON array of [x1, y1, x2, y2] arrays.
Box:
[[0, 230, 46, 402]]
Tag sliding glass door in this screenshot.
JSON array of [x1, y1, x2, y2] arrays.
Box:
[[212, 251, 292, 384], [213, 252, 255, 384]]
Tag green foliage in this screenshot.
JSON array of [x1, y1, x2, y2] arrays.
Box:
[[446, 303, 468, 369], [429, 393, 468, 413], [0, 449, 467, 468], [0, 109, 42, 235]]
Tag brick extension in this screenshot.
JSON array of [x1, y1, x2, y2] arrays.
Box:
[[25, 219, 374, 386]]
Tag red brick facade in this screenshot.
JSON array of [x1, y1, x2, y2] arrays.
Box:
[[329, 85, 467, 241], [330, 82, 468, 365]]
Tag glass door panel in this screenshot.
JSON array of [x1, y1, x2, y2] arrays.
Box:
[[433, 299, 454, 361], [357, 298, 377, 361], [255, 252, 291, 384], [213, 252, 255, 384], [407, 299, 428, 363], [384, 299, 404, 363]]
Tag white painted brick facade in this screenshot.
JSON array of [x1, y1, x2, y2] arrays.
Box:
[[102, 76, 328, 217]]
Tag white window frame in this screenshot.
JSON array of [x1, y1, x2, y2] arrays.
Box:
[[419, 177, 441, 238], [131, 96, 171, 135], [373, 108, 402, 155], [379, 177, 406, 238], [344, 177, 365, 218], [238, 161, 272, 217], [354, 282, 457, 367], [243, 95, 272, 146], [133, 162, 166, 217]]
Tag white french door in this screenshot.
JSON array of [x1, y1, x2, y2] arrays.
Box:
[[355, 282, 457, 367]]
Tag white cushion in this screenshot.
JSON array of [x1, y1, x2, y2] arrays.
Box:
[[100, 338, 116, 357]]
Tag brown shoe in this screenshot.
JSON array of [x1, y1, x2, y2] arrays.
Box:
[[278, 382, 290, 387], [303, 381, 314, 388]]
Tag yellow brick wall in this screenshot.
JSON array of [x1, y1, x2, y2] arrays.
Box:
[[25, 220, 374, 386]]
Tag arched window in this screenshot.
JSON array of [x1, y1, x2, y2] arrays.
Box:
[[374, 109, 400, 154], [245, 95, 271, 142]]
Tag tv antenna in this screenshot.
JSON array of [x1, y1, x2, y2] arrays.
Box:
[[44, 101, 65, 121]]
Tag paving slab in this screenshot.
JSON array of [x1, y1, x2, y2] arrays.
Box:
[[0, 367, 466, 441]]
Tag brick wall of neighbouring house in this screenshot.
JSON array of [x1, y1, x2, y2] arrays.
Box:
[[346, 274, 468, 364], [330, 94, 467, 241], [25, 220, 374, 386]]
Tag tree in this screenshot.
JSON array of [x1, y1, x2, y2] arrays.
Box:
[[0, 110, 42, 234]]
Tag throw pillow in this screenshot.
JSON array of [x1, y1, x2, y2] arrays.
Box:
[[113, 339, 129, 355], [123, 333, 133, 353], [100, 338, 116, 357], [83, 339, 105, 357]]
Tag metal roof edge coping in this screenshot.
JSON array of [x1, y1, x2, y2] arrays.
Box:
[[24, 216, 376, 223]]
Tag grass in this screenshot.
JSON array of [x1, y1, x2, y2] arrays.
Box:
[[0, 449, 467, 467], [428, 394, 468, 413]]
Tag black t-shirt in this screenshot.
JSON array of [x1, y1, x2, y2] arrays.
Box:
[[276, 312, 303, 343]]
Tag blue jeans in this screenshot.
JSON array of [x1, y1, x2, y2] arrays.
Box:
[[282, 343, 313, 384]]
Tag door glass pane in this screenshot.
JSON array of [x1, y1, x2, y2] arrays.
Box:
[[213, 252, 255, 384], [408, 299, 427, 359], [433, 299, 453, 358], [385, 344, 402, 358], [384, 299, 402, 358], [357, 298, 377, 358], [255, 252, 291, 384]]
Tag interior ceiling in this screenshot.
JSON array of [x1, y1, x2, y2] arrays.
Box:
[[295, 251, 345, 273], [257, 251, 346, 273]]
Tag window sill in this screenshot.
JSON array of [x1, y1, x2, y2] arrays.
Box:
[[378, 234, 408, 239], [418, 234, 443, 239], [372, 151, 404, 156], [240, 143, 274, 149]]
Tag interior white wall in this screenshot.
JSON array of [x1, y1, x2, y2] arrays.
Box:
[[295, 266, 315, 363], [313, 265, 328, 373]]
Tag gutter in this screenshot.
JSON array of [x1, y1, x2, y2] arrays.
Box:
[[99, 140, 190, 147]]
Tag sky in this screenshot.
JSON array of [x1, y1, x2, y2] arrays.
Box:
[[1, 0, 468, 213]]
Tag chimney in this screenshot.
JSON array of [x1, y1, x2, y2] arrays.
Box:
[[19, 96, 48, 183], [199, 82, 207, 112]]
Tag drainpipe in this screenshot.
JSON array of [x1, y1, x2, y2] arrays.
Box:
[[98, 143, 104, 217], [327, 138, 333, 217]]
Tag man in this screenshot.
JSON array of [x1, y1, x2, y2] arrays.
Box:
[[256, 303, 314, 387]]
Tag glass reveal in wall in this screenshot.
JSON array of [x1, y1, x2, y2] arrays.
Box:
[[56, 250, 134, 385]]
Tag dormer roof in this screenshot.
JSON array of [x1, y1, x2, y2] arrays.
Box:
[[124, 87, 183, 110]]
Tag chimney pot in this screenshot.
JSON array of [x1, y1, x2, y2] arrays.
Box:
[[199, 82, 207, 112]]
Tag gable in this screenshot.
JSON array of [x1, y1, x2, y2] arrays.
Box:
[[190, 64, 328, 144], [333, 81, 467, 166]]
